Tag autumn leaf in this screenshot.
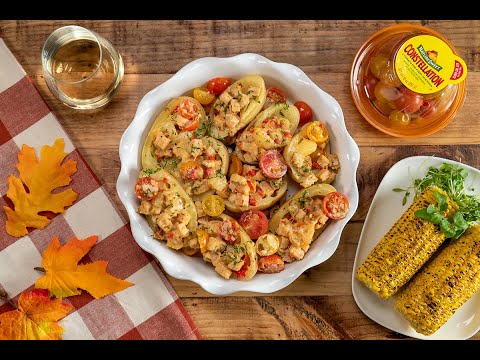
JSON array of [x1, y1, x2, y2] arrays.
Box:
[[4, 138, 78, 237], [35, 235, 134, 299], [0, 289, 73, 340]]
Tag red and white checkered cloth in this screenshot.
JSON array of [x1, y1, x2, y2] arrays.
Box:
[[0, 39, 200, 340]]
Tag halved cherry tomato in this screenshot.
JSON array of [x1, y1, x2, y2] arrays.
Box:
[[219, 219, 241, 244], [179, 161, 204, 181], [259, 149, 287, 179], [322, 192, 350, 220], [197, 229, 209, 254], [294, 101, 313, 124], [202, 195, 225, 217], [394, 88, 423, 114], [258, 254, 285, 274], [134, 177, 160, 201], [178, 99, 199, 120], [181, 118, 200, 132], [239, 209, 268, 239], [207, 77, 232, 95], [193, 87, 216, 105], [267, 86, 287, 103], [233, 253, 250, 278], [228, 155, 243, 178], [306, 122, 329, 143]]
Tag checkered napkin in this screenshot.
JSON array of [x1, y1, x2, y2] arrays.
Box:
[[0, 39, 200, 340]]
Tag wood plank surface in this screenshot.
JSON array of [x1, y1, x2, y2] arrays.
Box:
[[1, 19, 479, 339]]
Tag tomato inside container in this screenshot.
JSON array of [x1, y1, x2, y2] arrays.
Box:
[[351, 24, 467, 138]]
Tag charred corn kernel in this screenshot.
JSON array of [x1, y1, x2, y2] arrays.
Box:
[[395, 225, 480, 336], [356, 186, 457, 300]]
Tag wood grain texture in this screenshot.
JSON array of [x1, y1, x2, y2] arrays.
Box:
[[1, 20, 479, 339]]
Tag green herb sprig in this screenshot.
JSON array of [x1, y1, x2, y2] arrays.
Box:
[[393, 163, 480, 238]]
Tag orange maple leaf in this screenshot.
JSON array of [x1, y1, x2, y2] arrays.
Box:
[[4, 138, 78, 237], [0, 289, 73, 340], [35, 235, 134, 299]]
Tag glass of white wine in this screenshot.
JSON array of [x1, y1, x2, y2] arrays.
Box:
[[42, 25, 124, 110]]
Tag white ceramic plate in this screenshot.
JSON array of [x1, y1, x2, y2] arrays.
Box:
[[117, 53, 360, 295], [352, 156, 480, 340]]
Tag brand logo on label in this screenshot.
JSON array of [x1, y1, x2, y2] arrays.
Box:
[[403, 43, 445, 88]]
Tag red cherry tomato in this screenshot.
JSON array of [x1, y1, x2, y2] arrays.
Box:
[[207, 77, 232, 95], [394, 88, 424, 114], [364, 72, 379, 100], [233, 253, 251, 278], [259, 149, 287, 179], [134, 177, 160, 201], [322, 192, 350, 220], [267, 86, 287, 103], [239, 210, 268, 239], [419, 99, 439, 118], [294, 101, 313, 125], [258, 254, 285, 274]]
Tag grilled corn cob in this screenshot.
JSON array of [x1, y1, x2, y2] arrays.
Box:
[[356, 186, 457, 300], [395, 225, 480, 336]]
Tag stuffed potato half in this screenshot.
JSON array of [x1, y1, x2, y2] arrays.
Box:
[[283, 121, 340, 188], [235, 103, 300, 164], [197, 213, 258, 280], [209, 75, 267, 141], [142, 103, 230, 201], [135, 168, 198, 254], [269, 184, 336, 263]]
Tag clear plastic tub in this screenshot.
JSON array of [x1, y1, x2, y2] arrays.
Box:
[[351, 24, 467, 138]]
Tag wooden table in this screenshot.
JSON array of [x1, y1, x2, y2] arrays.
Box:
[[2, 19, 479, 340]]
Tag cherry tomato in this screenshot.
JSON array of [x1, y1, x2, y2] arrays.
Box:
[[181, 118, 200, 132], [179, 161, 204, 181], [369, 54, 389, 79], [322, 192, 350, 220], [374, 82, 401, 104], [379, 62, 403, 87], [134, 177, 160, 201], [228, 155, 243, 178], [294, 101, 313, 124], [178, 99, 199, 120], [202, 195, 225, 217], [258, 254, 285, 274], [233, 253, 251, 278], [219, 219, 241, 244], [193, 87, 216, 105], [239, 209, 268, 239], [394, 88, 423, 114], [364, 72, 379, 100], [197, 229, 209, 254], [306, 122, 329, 143], [207, 77, 232, 95], [389, 110, 410, 125], [267, 86, 287, 103], [372, 99, 394, 116], [259, 149, 287, 179], [419, 99, 439, 118]]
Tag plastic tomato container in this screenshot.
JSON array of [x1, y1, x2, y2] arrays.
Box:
[[351, 24, 467, 138]]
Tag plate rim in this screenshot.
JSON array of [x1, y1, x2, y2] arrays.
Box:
[[351, 155, 480, 340], [117, 52, 360, 295]]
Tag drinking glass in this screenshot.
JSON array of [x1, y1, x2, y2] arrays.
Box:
[[42, 25, 124, 110]]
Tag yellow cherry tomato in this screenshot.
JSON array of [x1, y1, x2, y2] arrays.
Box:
[[202, 195, 225, 217], [306, 121, 329, 143], [228, 155, 243, 178], [369, 54, 389, 79], [197, 229, 209, 254], [193, 87, 216, 105], [389, 110, 410, 125]]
